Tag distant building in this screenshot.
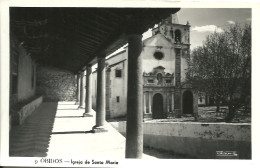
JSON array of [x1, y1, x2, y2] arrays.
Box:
[[92, 13, 198, 119], [198, 93, 215, 107]]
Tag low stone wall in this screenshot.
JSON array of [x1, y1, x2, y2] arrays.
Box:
[[11, 96, 43, 126], [110, 121, 251, 159]]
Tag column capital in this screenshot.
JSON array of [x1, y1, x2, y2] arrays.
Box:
[[86, 64, 92, 68], [127, 34, 143, 40], [86, 65, 92, 74], [80, 69, 85, 73], [123, 16, 147, 35], [97, 52, 106, 59]]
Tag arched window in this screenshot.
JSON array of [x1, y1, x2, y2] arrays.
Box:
[[175, 29, 181, 43], [156, 73, 163, 84]]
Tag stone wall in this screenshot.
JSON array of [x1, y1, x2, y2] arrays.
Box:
[[109, 61, 128, 118], [110, 121, 251, 159], [10, 35, 37, 105], [36, 65, 76, 101], [92, 51, 128, 118]]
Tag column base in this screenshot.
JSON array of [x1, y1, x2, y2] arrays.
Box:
[[75, 102, 80, 105], [175, 109, 182, 118], [194, 113, 198, 121], [92, 125, 108, 133], [83, 112, 93, 117], [78, 106, 85, 109]]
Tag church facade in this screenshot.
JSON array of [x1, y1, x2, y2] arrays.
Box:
[[92, 14, 198, 119]]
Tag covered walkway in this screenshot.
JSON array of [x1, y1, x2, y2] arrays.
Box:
[[10, 102, 159, 158], [9, 7, 180, 158]]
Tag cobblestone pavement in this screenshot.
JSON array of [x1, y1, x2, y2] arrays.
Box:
[[9, 102, 168, 158]]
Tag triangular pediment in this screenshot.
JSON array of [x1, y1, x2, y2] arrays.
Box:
[[143, 33, 173, 47]]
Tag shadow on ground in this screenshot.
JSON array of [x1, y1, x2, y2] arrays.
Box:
[[9, 102, 58, 157], [143, 146, 196, 159]]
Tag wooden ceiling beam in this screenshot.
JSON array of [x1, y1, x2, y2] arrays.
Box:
[[79, 10, 119, 28], [66, 16, 109, 36], [77, 40, 98, 49], [84, 17, 116, 31], [76, 33, 103, 45], [76, 45, 90, 52], [76, 46, 96, 55], [75, 22, 108, 35], [76, 47, 95, 56], [76, 30, 103, 43], [76, 27, 104, 39], [99, 9, 122, 21], [76, 48, 94, 56]]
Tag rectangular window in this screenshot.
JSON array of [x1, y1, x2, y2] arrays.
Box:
[[115, 69, 122, 78], [148, 79, 154, 83], [116, 96, 120, 102], [166, 79, 172, 83]]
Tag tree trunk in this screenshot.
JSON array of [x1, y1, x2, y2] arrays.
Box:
[[226, 100, 240, 122], [225, 104, 235, 122], [216, 100, 220, 112]]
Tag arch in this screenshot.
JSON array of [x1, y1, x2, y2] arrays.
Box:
[[175, 29, 181, 43], [152, 93, 164, 119], [182, 90, 193, 114]]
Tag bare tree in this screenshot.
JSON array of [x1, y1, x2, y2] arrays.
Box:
[[187, 23, 251, 122]]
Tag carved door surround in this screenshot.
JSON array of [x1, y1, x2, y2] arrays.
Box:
[[143, 66, 174, 87]]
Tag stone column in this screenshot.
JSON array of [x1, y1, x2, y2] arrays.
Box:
[[171, 92, 174, 111], [143, 92, 146, 114], [125, 34, 143, 158], [174, 48, 182, 117], [193, 90, 199, 121], [148, 92, 152, 114], [167, 93, 170, 113], [106, 68, 111, 119], [79, 70, 84, 108], [76, 73, 81, 105], [92, 54, 107, 133], [83, 65, 93, 117]]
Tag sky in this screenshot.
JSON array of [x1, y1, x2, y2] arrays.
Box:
[[177, 8, 251, 50], [103, 8, 252, 66], [142, 8, 252, 51]]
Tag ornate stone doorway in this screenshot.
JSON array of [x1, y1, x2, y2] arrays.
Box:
[[183, 90, 193, 114], [152, 93, 164, 119]]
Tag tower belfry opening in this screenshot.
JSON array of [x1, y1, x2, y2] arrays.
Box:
[[175, 29, 181, 43]]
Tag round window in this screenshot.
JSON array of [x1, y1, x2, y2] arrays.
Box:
[[154, 51, 164, 60]]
